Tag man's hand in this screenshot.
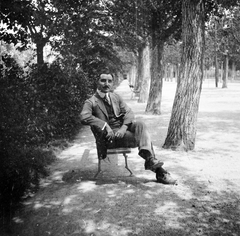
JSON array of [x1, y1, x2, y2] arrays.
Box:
[[105, 124, 115, 141], [115, 125, 127, 139]]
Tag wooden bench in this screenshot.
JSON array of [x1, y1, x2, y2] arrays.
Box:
[[94, 147, 133, 178]]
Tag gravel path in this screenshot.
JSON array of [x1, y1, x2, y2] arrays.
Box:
[[6, 79, 240, 236]]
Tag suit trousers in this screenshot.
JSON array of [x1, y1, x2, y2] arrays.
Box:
[[91, 121, 155, 160]]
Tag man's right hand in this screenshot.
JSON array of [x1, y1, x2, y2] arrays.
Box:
[[105, 124, 115, 141]]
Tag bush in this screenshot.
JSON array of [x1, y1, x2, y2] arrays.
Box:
[[0, 55, 92, 227], [24, 61, 93, 144], [0, 140, 55, 220]]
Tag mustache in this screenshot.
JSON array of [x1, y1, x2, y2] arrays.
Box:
[[103, 86, 110, 89]]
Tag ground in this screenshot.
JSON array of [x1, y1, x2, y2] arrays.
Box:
[[4, 79, 240, 236]]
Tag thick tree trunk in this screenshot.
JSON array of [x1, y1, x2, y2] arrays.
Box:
[[145, 41, 164, 114], [163, 0, 205, 151]]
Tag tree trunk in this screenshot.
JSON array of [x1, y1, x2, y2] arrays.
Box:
[[214, 18, 219, 88], [222, 52, 228, 88], [163, 0, 205, 151], [164, 63, 169, 81], [138, 43, 150, 103], [214, 54, 219, 87], [220, 61, 223, 82], [128, 65, 137, 86], [176, 63, 180, 83], [135, 45, 144, 91], [145, 40, 164, 115], [231, 61, 236, 81], [170, 64, 174, 82], [36, 41, 45, 67]]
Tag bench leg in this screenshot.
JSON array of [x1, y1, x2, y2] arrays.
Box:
[[94, 159, 102, 179], [123, 153, 133, 176]]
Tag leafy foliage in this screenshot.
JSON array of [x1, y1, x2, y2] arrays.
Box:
[[164, 41, 182, 67], [3, 0, 240, 228], [0, 2, 136, 223], [53, 0, 126, 79], [206, 5, 240, 70], [0, 0, 58, 45], [0, 55, 91, 223]]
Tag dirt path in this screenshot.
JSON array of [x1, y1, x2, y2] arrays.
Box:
[[7, 80, 240, 236]]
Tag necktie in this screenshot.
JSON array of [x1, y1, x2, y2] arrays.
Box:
[[104, 94, 111, 105]]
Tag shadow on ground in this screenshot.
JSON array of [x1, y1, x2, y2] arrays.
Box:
[[10, 167, 240, 236], [3, 81, 240, 236]]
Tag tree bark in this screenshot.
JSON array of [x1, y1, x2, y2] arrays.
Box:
[[222, 52, 228, 88], [36, 42, 44, 67], [214, 54, 219, 87], [214, 18, 219, 88], [176, 63, 180, 83], [35, 38, 48, 68], [28, 23, 47, 68], [163, 0, 205, 151], [145, 41, 164, 114], [135, 45, 144, 91], [231, 61, 236, 81], [170, 64, 174, 82], [138, 43, 150, 103]]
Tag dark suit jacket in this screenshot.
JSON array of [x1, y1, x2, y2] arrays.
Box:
[[80, 92, 135, 130]]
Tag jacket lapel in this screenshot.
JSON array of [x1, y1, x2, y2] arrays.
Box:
[[94, 93, 109, 118], [109, 93, 118, 116]]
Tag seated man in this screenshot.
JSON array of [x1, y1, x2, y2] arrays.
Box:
[[80, 73, 176, 185]]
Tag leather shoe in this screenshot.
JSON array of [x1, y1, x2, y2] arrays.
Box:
[[145, 157, 163, 172], [156, 167, 177, 185]]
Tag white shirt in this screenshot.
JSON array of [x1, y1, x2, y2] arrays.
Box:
[[97, 89, 106, 98], [97, 89, 110, 104]]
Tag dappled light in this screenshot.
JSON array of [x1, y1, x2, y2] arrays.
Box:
[[77, 181, 97, 193], [2, 0, 240, 234], [6, 80, 240, 236], [63, 195, 77, 206]]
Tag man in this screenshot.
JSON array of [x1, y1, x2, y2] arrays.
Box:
[[80, 74, 176, 184]]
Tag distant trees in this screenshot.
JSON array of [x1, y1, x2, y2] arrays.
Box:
[[108, 0, 182, 114], [0, 0, 60, 67], [206, 4, 240, 87], [163, 42, 181, 83], [145, 1, 182, 115], [0, 0, 128, 73]]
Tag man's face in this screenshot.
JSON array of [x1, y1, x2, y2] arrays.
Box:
[[97, 74, 113, 93]]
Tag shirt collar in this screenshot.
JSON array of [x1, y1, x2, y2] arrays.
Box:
[[97, 89, 108, 98]]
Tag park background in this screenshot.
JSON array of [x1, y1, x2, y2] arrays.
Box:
[[1, 1, 240, 235]]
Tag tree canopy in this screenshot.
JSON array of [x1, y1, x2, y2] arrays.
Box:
[[2, 0, 240, 225]]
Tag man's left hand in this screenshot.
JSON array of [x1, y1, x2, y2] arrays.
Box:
[[115, 126, 127, 139]]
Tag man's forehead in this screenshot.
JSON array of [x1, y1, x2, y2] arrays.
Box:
[[100, 74, 113, 80]]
